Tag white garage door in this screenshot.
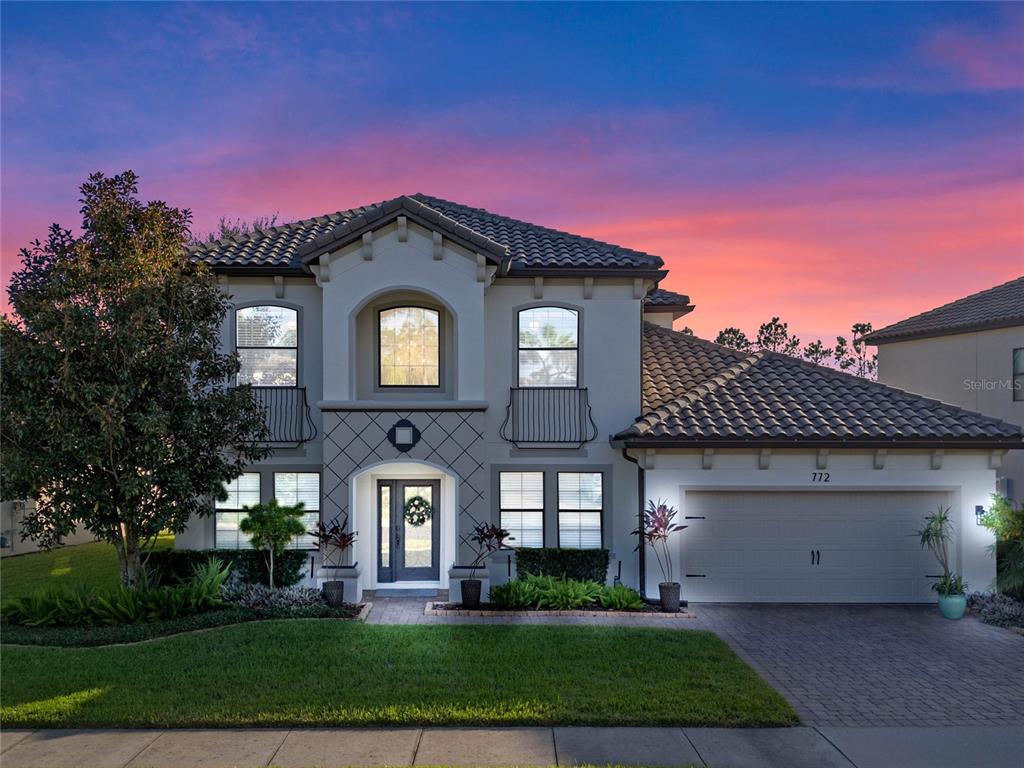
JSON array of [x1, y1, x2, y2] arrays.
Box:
[[682, 491, 952, 603]]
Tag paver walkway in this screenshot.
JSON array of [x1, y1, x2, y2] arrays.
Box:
[[364, 596, 1024, 727], [3, 726, 1023, 767]]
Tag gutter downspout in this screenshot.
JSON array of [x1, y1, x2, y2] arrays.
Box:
[[620, 447, 646, 599]]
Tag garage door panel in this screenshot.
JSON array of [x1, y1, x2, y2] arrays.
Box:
[[682, 491, 952, 603]]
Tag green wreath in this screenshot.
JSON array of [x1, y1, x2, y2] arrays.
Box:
[[403, 495, 434, 527]]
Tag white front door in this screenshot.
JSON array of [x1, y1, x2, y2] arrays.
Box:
[[681, 491, 951, 603]]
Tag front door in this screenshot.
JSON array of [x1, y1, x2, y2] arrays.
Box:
[[377, 479, 441, 583]]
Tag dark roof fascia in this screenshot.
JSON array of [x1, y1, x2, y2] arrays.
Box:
[[298, 202, 507, 267], [613, 437, 1024, 450], [865, 317, 1024, 345], [505, 265, 668, 279], [209, 265, 312, 277], [644, 303, 695, 314]]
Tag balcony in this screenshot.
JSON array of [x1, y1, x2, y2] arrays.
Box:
[[246, 386, 318, 445], [499, 387, 598, 448]]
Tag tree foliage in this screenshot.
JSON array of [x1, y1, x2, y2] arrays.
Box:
[[713, 317, 877, 379], [193, 214, 279, 245], [239, 500, 308, 589], [1, 171, 270, 586]]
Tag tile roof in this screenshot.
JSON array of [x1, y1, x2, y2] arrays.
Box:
[[616, 323, 1024, 446], [644, 287, 692, 307], [864, 276, 1024, 344], [190, 193, 664, 273]]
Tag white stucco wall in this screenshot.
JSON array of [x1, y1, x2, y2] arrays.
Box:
[[176, 274, 325, 549], [642, 449, 999, 599], [876, 326, 1024, 501]]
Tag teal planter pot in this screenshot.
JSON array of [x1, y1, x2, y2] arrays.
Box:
[[938, 593, 967, 620]]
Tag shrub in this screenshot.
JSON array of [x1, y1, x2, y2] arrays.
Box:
[[597, 584, 645, 612], [489, 579, 539, 610], [530, 575, 602, 610], [239, 500, 309, 588], [967, 592, 1024, 629], [221, 583, 326, 611], [145, 548, 310, 587], [515, 548, 609, 583], [2, 557, 231, 627], [980, 495, 1024, 598]]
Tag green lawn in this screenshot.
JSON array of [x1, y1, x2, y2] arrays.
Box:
[[0, 535, 173, 600], [0, 621, 796, 728]]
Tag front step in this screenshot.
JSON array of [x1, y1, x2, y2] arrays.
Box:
[[370, 588, 441, 598]]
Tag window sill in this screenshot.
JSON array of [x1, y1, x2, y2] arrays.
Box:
[[318, 400, 488, 411]]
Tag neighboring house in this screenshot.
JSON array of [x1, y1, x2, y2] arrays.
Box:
[[864, 276, 1024, 505], [182, 194, 1022, 602], [0, 499, 95, 557]]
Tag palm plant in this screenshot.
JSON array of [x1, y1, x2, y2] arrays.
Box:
[[918, 505, 964, 595]]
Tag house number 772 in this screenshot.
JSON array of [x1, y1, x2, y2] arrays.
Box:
[[811, 472, 830, 483]]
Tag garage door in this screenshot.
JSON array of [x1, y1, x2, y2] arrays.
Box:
[[681, 491, 952, 603]]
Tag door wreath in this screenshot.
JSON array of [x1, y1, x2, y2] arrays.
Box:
[[403, 495, 434, 527]]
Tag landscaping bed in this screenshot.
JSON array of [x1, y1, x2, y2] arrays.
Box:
[[0, 623, 797, 728], [1, 603, 365, 647], [428, 601, 695, 619]]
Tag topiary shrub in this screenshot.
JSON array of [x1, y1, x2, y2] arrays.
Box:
[[145, 549, 310, 587], [515, 548, 609, 583]]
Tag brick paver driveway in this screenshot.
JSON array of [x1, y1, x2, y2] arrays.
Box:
[[693, 604, 1024, 727], [364, 597, 1023, 727]]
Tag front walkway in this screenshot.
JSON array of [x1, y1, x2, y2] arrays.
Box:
[[364, 597, 1024, 727], [3, 726, 1023, 767]]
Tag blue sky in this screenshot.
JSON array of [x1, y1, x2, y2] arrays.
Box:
[[3, 1, 1021, 338]]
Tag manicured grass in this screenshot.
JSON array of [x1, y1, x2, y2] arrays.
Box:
[[0, 622, 797, 728], [0, 534, 173, 600]]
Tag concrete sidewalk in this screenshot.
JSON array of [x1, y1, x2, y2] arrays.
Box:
[[2, 726, 1022, 768]]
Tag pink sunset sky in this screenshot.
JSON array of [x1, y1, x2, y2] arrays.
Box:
[[2, 2, 1021, 343]]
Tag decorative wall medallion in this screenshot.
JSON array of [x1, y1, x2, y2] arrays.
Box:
[[387, 418, 421, 452]]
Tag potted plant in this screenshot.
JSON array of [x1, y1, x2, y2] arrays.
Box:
[[309, 512, 358, 607], [633, 499, 688, 612], [239, 499, 309, 589], [461, 522, 512, 609], [918, 505, 967, 619]]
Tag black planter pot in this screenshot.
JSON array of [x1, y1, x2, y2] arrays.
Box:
[[461, 579, 482, 609], [322, 580, 345, 607], [659, 582, 681, 613]]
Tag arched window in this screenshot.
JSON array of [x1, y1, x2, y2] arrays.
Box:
[[379, 306, 440, 387], [236, 305, 298, 386], [518, 307, 578, 387]]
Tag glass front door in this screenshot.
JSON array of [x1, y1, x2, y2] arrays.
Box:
[[377, 479, 441, 582]]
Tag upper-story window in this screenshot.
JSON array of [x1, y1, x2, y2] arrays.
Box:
[[518, 307, 578, 387], [379, 306, 440, 387], [1014, 348, 1024, 402], [236, 306, 298, 386]]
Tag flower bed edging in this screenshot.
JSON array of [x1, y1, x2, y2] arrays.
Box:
[[424, 601, 696, 618]]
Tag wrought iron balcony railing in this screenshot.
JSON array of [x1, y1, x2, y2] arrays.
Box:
[[499, 387, 598, 448], [244, 386, 318, 445]]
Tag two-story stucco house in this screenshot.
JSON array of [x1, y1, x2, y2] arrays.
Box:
[[865, 276, 1024, 504], [180, 194, 1023, 602]]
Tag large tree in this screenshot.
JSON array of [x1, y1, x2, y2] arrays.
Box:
[[1, 171, 270, 585]]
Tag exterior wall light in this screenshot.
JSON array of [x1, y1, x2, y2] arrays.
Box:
[[975, 505, 986, 526]]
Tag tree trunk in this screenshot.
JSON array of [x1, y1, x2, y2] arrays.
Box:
[[115, 521, 143, 587], [268, 548, 275, 589]]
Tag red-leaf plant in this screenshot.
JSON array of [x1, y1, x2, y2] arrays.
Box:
[[309, 512, 358, 567], [632, 499, 688, 585], [467, 522, 513, 580]]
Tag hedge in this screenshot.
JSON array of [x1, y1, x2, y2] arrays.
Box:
[[145, 549, 312, 587], [515, 548, 609, 583]]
